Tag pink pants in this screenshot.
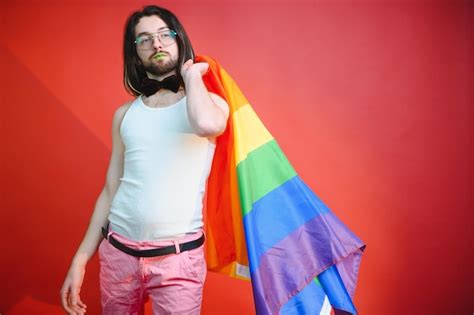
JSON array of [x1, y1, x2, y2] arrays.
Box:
[[98, 229, 207, 315]]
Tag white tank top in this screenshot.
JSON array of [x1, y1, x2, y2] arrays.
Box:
[[108, 95, 216, 241]]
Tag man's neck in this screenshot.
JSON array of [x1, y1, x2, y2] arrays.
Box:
[[146, 70, 177, 82], [142, 87, 185, 108]]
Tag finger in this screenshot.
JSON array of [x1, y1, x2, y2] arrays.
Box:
[[183, 59, 193, 67], [74, 305, 86, 315], [70, 286, 81, 310], [70, 289, 87, 313], [181, 59, 193, 72], [61, 289, 75, 314], [72, 304, 85, 315], [77, 297, 87, 309], [200, 62, 210, 74], [77, 300, 87, 313], [68, 294, 83, 315]]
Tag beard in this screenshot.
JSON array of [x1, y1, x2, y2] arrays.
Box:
[[143, 54, 178, 77]]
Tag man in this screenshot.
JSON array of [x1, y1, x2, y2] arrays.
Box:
[[60, 5, 229, 315]]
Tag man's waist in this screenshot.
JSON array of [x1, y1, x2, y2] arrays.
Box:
[[107, 216, 203, 243], [102, 223, 205, 257]]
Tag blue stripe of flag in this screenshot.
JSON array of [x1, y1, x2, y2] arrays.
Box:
[[243, 176, 331, 273], [281, 278, 328, 314], [319, 265, 357, 314]]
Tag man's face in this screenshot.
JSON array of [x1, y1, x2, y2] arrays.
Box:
[[134, 15, 179, 78]]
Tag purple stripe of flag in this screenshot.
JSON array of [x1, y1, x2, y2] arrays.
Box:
[[250, 212, 364, 314]]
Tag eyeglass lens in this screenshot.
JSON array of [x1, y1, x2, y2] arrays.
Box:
[[135, 31, 176, 50]]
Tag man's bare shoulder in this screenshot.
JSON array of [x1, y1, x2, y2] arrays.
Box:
[[112, 100, 134, 125], [115, 100, 134, 117]]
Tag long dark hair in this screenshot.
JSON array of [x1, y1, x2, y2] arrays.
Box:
[[123, 5, 195, 96]]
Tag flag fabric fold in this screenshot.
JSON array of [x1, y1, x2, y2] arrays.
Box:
[[198, 55, 365, 315]]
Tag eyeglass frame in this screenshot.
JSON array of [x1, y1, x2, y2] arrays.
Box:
[[134, 30, 178, 50]]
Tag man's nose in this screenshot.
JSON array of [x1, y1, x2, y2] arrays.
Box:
[[152, 35, 163, 50]]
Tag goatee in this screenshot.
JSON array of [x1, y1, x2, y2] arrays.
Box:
[[144, 56, 178, 77]]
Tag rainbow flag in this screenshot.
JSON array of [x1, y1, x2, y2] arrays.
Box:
[[198, 55, 365, 315]]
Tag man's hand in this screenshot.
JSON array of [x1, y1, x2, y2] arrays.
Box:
[[181, 59, 209, 83], [60, 261, 87, 315]]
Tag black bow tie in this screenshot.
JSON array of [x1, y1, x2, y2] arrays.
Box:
[[140, 75, 181, 96]]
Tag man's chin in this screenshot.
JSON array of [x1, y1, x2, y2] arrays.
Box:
[[145, 63, 177, 77]]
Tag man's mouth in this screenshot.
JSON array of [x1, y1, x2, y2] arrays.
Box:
[[152, 52, 168, 60]]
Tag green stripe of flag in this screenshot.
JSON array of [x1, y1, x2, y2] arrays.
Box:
[[236, 139, 297, 216], [314, 277, 321, 286]]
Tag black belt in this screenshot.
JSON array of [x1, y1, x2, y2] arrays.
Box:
[[101, 225, 205, 258]]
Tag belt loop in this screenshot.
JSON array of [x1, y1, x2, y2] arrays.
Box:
[[173, 240, 181, 254], [107, 223, 113, 239]]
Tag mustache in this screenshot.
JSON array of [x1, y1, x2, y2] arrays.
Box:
[[151, 51, 169, 60]]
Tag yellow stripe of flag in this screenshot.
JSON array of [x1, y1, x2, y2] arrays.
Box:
[[220, 68, 249, 111], [233, 104, 274, 165]]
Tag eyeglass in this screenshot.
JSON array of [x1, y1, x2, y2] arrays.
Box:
[[134, 30, 177, 50]]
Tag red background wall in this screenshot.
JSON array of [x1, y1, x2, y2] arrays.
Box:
[[1, 1, 472, 314]]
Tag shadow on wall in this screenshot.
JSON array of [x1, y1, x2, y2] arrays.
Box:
[[1, 46, 107, 314]]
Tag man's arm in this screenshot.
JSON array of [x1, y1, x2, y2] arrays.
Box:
[[181, 59, 229, 138], [60, 102, 130, 315]]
